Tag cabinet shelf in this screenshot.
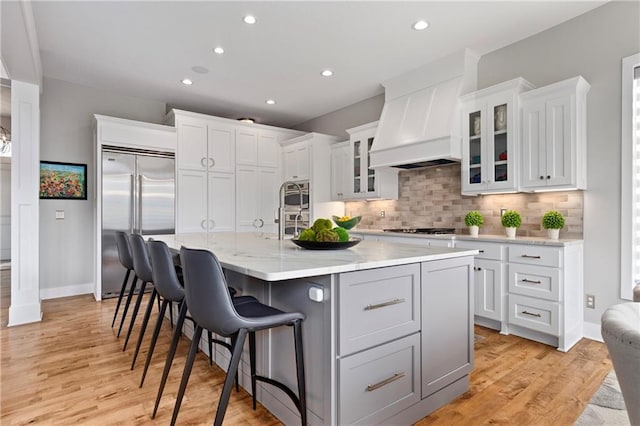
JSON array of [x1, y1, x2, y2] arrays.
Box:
[[470, 164, 481, 168], [494, 129, 507, 136], [470, 135, 481, 141], [494, 160, 508, 166]]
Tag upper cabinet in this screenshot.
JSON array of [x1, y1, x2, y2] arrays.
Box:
[[520, 76, 590, 191], [460, 78, 535, 195], [330, 141, 351, 200], [282, 141, 310, 181], [236, 128, 280, 168], [344, 121, 398, 200]]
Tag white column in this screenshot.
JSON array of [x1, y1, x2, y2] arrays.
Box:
[[8, 80, 41, 326]]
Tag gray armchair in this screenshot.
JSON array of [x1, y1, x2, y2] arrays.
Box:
[[601, 302, 640, 425]]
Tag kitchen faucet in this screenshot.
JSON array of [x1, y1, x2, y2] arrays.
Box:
[[277, 181, 304, 240]]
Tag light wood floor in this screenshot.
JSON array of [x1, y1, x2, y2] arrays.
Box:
[[1, 269, 612, 425]]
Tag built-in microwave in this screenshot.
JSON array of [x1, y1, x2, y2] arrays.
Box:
[[283, 181, 309, 236]]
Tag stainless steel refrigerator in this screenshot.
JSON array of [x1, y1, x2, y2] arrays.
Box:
[[101, 148, 175, 297]]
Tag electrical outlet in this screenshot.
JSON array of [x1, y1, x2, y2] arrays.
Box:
[[379, 210, 385, 218], [586, 294, 596, 309], [500, 208, 507, 217], [55, 210, 65, 220]]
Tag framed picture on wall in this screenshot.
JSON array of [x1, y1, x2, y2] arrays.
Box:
[[39, 161, 87, 200]]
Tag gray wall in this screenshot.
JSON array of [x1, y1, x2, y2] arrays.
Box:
[[39, 77, 166, 292], [477, 1, 640, 324], [294, 93, 384, 139]]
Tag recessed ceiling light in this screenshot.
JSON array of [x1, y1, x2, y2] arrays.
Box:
[[265, 99, 276, 105], [321, 69, 334, 77], [238, 117, 255, 123], [213, 47, 224, 54], [181, 78, 193, 85], [243, 15, 256, 24], [413, 20, 429, 30], [192, 66, 209, 74]]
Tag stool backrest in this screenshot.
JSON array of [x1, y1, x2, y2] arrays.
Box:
[[115, 231, 134, 270], [148, 240, 185, 303], [180, 247, 242, 337], [129, 233, 153, 283]]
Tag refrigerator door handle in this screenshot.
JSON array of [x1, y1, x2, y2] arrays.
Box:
[[130, 173, 135, 234]]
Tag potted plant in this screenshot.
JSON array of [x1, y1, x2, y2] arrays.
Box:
[[542, 210, 565, 240], [501, 210, 522, 238], [464, 211, 484, 237]]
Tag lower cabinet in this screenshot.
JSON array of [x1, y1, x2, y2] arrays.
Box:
[[338, 333, 421, 425]]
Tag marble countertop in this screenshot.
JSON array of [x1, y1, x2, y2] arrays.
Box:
[[148, 232, 478, 281], [352, 229, 583, 246]]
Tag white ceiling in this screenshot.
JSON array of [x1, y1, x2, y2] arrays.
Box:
[[29, 1, 605, 128]]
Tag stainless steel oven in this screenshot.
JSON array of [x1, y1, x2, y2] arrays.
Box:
[[283, 181, 309, 236]]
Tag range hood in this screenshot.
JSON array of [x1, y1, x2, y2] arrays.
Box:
[[370, 50, 479, 169]]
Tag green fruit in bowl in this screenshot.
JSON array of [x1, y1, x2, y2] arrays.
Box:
[[298, 228, 316, 241], [333, 227, 350, 242], [332, 215, 361, 230]]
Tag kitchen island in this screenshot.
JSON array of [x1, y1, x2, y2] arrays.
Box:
[[151, 233, 478, 425]]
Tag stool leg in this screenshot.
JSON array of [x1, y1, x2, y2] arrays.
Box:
[[131, 288, 157, 369], [111, 269, 131, 327], [294, 320, 307, 426], [170, 325, 203, 426], [140, 299, 168, 387], [153, 301, 188, 419], [117, 275, 138, 337], [249, 331, 257, 409], [214, 329, 248, 426], [123, 281, 148, 351], [169, 301, 174, 330], [229, 334, 239, 392], [208, 331, 213, 366]]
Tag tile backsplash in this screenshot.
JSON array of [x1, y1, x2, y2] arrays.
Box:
[[345, 164, 583, 238]]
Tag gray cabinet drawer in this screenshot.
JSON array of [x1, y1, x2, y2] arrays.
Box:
[[338, 264, 420, 356], [508, 245, 561, 267], [338, 333, 421, 425], [455, 240, 504, 260], [509, 264, 560, 301], [508, 294, 560, 336]]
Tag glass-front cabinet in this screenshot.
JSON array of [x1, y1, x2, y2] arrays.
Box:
[[461, 78, 535, 195], [348, 121, 380, 198]]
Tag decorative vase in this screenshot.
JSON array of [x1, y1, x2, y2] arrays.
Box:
[[469, 225, 479, 237], [505, 227, 516, 238], [547, 228, 560, 240]]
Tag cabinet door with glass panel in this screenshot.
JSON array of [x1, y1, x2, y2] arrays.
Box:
[[347, 121, 379, 198], [461, 78, 534, 195]]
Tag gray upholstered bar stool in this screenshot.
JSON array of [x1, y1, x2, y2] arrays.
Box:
[[124, 233, 158, 352], [173, 247, 307, 426], [601, 302, 640, 425], [112, 231, 138, 330]]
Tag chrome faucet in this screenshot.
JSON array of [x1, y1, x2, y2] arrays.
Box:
[[277, 181, 304, 240]]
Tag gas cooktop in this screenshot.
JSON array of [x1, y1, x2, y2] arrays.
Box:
[[383, 228, 456, 235]]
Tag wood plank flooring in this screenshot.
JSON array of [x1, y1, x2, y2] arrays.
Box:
[[1, 270, 611, 425]]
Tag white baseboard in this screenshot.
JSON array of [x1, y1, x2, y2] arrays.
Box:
[[40, 283, 94, 300], [583, 321, 603, 342]]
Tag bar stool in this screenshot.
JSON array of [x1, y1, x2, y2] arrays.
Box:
[[173, 247, 307, 426], [112, 231, 138, 330], [124, 233, 158, 352]]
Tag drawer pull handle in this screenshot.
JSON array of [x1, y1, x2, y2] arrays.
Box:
[[366, 372, 406, 392], [474, 267, 482, 271], [522, 278, 542, 284], [521, 254, 542, 259], [478, 250, 485, 253], [521, 310, 542, 318], [364, 298, 405, 311]]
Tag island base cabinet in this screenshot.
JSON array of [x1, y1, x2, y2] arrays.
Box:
[[338, 333, 421, 425], [421, 257, 474, 398]]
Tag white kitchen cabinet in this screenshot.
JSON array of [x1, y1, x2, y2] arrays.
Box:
[[345, 121, 398, 200], [236, 165, 278, 233], [236, 127, 280, 168], [174, 117, 236, 233], [460, 78, 535, 195], [520, 76, 590, 191], [282, 140, 310, 181], [330, 141, 351, 200]]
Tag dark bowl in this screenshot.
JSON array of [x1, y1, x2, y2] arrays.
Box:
[[291, 238, 361, 250]]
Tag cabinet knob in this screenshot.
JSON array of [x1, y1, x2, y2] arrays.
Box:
[[539, 176, 544, 180], [546, 175, 551, 179], [474, 266, 482, 271], [293, 175, 298, 179]]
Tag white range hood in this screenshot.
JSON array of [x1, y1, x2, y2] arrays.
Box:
[[370, 50, 479, 169]]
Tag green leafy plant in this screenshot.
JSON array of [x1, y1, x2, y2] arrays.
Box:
[[542, 211, 565, 230], [501, 210, 522, 228], [464, 211, 484, 227]]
